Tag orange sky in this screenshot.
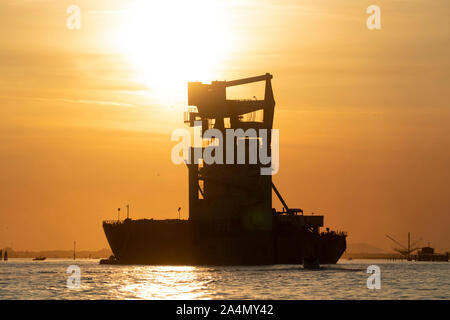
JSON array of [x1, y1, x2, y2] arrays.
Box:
[[0, 0, 449, 252]]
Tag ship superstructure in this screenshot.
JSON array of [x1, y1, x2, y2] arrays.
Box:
[[102, 74, 347, 265]]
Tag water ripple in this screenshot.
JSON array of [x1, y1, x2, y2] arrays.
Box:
[[0, 259, 448, 299]]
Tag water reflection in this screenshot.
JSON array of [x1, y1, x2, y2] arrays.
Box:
[[1, 260, 448, 299], [118, 266, 213, 299]]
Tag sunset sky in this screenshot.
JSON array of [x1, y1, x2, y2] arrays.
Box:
[[0, 0, 449, 252]]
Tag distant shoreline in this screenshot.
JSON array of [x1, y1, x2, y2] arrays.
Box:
[[342, 252, 449, 260], [3, 249, 447, 261], [1, 248, 112, 259]]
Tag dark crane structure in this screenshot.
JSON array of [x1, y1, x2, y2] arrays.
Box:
[[185, 73, 288, 226], [386, 232, 422, 260], [185, 74, 305, 223]]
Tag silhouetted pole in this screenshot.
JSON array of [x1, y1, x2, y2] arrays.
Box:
[[73, 241, 76, 260], [178, 207, 181, 220], [117, 207, 121, 221], [408, 232, 411, 260], [126, 204, 129, 219]]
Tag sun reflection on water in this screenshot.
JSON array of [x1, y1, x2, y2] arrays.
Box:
[[118, 266, 213, 300]]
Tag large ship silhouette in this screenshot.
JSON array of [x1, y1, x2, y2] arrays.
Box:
[[102, 74, 346, 265]]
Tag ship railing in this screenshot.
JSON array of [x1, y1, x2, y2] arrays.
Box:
[[103, 220, 124, 225], [320, 230, 347, 237]]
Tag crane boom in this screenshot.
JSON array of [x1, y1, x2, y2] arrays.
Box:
[[225, 73, 273, 87], [386, 234, 408, 250], [271, 182, 303, 215], [271, 182, 290, 213]]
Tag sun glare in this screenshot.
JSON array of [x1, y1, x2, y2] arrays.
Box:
[[115, 0, 233, 108]]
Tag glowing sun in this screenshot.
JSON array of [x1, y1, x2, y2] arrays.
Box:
[[115, 0, 233, 107]]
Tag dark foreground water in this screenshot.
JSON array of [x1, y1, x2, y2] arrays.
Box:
[[0, 259, 448, 299]]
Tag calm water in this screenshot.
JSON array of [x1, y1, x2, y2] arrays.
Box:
[[0, 259, 448, 299]]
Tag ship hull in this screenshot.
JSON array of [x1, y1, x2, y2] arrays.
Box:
[[103, 218, 346, 265]]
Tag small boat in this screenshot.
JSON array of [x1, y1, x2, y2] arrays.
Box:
[[99, 255, 119, 265], [32, 256, 46, 261]]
